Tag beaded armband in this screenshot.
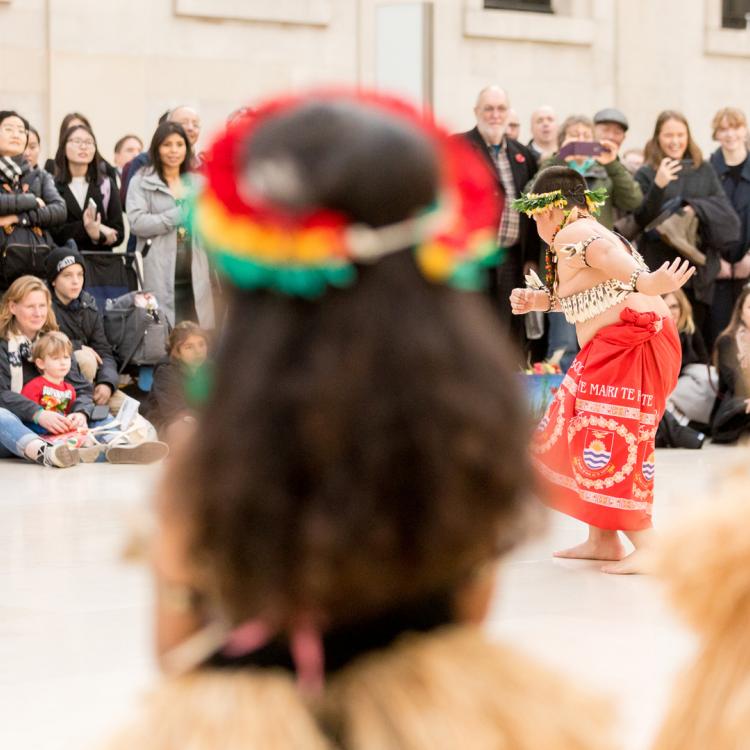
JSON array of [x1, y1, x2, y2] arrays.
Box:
[[629, 269, 643, 292]]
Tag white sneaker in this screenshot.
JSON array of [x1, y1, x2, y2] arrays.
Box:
[[39, 443, 80, 468], [105, 441, 169, 465]]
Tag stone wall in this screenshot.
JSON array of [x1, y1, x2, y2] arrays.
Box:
[[1, 0, 749, 163]]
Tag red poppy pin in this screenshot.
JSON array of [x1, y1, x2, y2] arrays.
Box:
[[515, 153, 526, 163]]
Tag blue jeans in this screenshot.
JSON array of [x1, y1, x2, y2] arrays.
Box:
[[0, 409, 121, 462], [0, 408, 44, 460], [546, 312, 579, 372]]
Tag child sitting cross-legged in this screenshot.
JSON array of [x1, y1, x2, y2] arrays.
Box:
[[142, 322, 208, 443], [21, 331, 93, 449], [22, 330, 169, 464]]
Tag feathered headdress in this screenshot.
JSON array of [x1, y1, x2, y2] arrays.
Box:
[[189, 90, 502, 297]]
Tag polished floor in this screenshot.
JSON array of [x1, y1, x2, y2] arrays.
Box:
[[0, 444, 744, 750]]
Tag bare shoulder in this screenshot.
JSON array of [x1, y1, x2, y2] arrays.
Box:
[[554, 218, 606, 247]]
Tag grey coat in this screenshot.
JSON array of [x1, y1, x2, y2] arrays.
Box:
[[126, 170, 214, 328]]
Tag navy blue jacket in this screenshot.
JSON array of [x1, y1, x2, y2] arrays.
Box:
[[710, 148, 750, 263]]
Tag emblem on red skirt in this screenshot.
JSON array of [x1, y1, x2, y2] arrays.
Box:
[[641, 451, 656, 482], [582, 429, 614, 472]]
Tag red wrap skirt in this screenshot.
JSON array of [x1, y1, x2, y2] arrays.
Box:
[[532, 308, 681, 531]]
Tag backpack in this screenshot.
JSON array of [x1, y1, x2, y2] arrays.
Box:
[[103, 290, 169, 372]]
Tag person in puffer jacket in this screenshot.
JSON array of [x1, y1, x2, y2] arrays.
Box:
[[0, 110, 66, 292], [46, 244, 124, 415]]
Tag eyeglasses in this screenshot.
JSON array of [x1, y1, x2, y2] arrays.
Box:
[[68, 138, 95, 148]]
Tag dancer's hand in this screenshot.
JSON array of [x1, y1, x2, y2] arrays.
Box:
[[636, 257, 695, 295], [510, 288, 549, 314]]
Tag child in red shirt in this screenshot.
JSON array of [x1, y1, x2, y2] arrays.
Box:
[[21, 331, 80, 434]]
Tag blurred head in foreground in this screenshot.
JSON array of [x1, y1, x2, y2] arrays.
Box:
[[107, 90, 614, 750]]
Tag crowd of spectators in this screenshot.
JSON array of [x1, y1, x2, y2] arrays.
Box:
[[1, 89, 750, 459], [457, 88, 750, 446], [0, 106, 213, 468]]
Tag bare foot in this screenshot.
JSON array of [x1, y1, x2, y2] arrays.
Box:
[[600, 548, 653, 575], [554, 537, 626, 561]]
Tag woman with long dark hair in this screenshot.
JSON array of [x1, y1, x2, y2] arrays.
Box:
[[44, 112, 118, 182], [50, 123, 124, 252], [126, 122, 214, 327], [710, 284, 750, 443]]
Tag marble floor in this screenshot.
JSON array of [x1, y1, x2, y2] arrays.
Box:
[[0, 444, 744, 750]]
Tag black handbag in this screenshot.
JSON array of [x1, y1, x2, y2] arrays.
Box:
[[1, 224, 53, 285]]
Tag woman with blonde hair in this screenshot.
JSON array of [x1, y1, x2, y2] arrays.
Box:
[[661, 288, 715, 432], [0, 275, 90, 466], [710, 106, 750, 342], [104, 91, 616, 750]]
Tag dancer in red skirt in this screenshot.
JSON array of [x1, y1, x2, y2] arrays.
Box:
[[510, 166, 695, 574]]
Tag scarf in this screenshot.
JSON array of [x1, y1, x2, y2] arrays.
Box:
[[0, 155, 23, 187], [568, 157, 596, 176], [7, 333, 32, 394]]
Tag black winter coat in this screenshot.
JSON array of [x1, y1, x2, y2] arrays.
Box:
[[141, 359, 189, 435], [0, 156, 66, 229], [710, 148, 750, 262], [454, 127, 541, 265], [51, 175, 124, 252], [51, 290, 119, 390], [633, 160, 731, 270], [0, 157, 66, 288], [679, 329, 709, 370], [0, 336, 95, 422]]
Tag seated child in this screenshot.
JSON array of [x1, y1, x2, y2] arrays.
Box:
[[142, 322, 208, 442], [22, 330, 169, 464], [45, 243, 123, 414], [21, 331, 91, 446]]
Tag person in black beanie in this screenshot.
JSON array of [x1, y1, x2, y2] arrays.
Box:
[[46, 243, 123, 414]]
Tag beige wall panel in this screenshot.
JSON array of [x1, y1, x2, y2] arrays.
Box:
[[432, 0, 614, 138], [2, 0, 750, 166], [36, 0, 358, 160]]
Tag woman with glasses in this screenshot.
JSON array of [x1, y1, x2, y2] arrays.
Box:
[[50, 124, 124, 253], [0, 110, 66, 293], [44, 112, 118, 184]]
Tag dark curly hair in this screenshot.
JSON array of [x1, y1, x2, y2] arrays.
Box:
[[168, 101, 534, 630]]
